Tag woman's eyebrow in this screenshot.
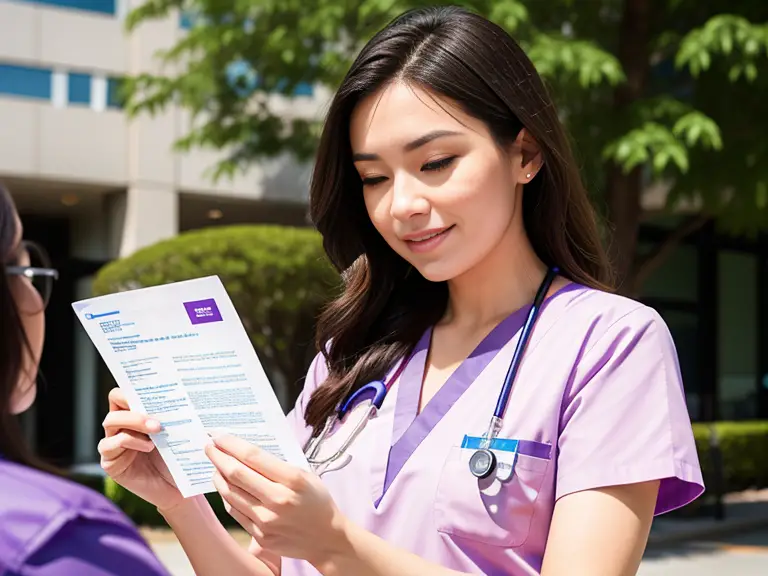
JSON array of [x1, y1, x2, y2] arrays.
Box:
[[352, 129, 463, 162]]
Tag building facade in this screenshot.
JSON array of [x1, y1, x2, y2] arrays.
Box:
[[1, 0, 766, 471], [0, 0, 327, 468]]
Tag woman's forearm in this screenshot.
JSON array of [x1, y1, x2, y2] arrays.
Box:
[[313, 518, 468, 576], [159, 495, 277, 576]]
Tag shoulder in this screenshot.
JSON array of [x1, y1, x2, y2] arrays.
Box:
[[552, 283, 672, 354], [285, 350, 331, 443], [0, 459, 138, 573], [549, 284, 683, 404], [302, 348, 331, 398]]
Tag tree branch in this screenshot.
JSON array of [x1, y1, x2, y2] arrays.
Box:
[[630, 213, 710, 295]]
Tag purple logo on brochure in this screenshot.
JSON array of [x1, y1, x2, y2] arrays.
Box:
[[183, 298, 223, 325]]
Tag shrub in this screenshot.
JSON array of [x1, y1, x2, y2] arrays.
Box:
[[692, 420, 768, 494], [92, 224, 340, 405], [104, 478, 238, 527]]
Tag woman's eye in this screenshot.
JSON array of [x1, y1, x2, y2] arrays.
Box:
[[361, 175, 388, 187], [421, 156, 456, 172]]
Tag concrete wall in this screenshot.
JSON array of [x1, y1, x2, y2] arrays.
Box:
[[0, 0, 327, 242]]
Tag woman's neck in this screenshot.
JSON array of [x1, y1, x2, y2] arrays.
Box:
[[442, 221, 547, 330]]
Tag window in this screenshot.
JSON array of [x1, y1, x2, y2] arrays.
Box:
[[637, 243, 698, 302], [106, 77, 124, 109], [180, 10, 195, 29], [658, 310, 701, 420], [718, 251, 759, 419], [68, 72, 91, 105], [0, 63, 52, 100], [293, 82, 314, 97], [273, 77, 314, 97], [16, 0, 115, 16]]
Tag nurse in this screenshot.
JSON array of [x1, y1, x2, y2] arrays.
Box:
[[99, 6, 705, 576]]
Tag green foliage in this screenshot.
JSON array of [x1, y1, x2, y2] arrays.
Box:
[[526, 35, 625, 89], [105, 477, 237, 526], [692, 421, 768, 494], [676, 15, 768, 81], [92, 225, 340, 394], [121, 1, 768, 237]]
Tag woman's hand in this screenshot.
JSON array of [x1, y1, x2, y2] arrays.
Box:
[[205, 434, 349, 568], [98, 387, 184, 513]]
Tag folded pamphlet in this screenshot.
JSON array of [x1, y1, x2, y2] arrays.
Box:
[[73, 276, 309, 498]]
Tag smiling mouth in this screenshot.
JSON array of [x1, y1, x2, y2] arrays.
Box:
[[405, 226, 454, 243]]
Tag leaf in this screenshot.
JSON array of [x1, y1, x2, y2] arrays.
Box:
[[668, 144, 690, 173], [653, 150, 671, 173], [757, 182, 768, 210], [676, 14, 768, 80], [527, 34, 626, 88]]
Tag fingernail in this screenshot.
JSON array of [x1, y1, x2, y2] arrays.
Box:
[[146, 419, 162, 432]]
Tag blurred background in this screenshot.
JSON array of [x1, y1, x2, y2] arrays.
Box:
[[1, 0, 767, 573]]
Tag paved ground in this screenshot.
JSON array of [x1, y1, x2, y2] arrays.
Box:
[[638, 528, 768, 575], [146, 527, 768, 575], [143, 527, 252, 576]]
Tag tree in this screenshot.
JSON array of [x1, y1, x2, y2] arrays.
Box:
[[123, 0, 768, 294]]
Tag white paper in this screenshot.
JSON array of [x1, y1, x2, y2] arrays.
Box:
[[72, 276, 309, 498]]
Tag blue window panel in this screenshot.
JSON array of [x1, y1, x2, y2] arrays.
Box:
[[180, 10, 195, 29], [274, 77, 314, 97], [68, 72, 91, 105], [106, 77, 124, 108], [0, 63, 52, 100], [293, 82, 314, 97], [16, 0, 116, 15], [106, 77, 123, 108], [225, 61, 314, 97]]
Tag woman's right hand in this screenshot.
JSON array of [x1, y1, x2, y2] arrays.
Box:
[[98, 387, 184, 513]]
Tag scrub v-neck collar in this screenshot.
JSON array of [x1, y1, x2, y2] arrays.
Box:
[[376, 303, 532, 505]]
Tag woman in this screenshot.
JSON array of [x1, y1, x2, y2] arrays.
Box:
[[0, 185, 170, 576], [99, 6, 704, 576]]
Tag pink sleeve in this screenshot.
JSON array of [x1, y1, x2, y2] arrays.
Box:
[[285, 351, 329, 448], [555, 306, 705, 515]]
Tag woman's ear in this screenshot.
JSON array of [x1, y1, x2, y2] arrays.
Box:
[[513, 128, 544, 184]]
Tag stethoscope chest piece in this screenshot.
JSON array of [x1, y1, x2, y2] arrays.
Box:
[[469, 448, 517, 482], [469, 448, 497, 479]]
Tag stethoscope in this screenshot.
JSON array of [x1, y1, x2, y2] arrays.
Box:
[[304, 267, 559, 480]]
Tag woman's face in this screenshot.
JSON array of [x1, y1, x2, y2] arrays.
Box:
[[6, 212, 45, 415], [350, 82, 536, 282]]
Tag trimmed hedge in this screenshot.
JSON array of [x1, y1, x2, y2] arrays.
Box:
[[692, 420, 768, 493], [104, 478, 238, 527], [92, 224, 340, 404]]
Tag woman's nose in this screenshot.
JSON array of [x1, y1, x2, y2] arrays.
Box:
[[389, 176, 430, 220]]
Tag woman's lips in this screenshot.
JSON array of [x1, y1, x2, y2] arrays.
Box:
[[404, 226, 454, 253]]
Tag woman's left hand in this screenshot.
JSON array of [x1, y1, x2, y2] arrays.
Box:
[[204, 434, 348, 565]]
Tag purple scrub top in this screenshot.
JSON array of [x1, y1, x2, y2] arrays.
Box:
[[282, 283, 705, 575], [0, 455, 169, 576]]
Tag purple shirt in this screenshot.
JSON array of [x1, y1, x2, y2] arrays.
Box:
[[283, 283, 705, 575], [0, 457, 169, 576]]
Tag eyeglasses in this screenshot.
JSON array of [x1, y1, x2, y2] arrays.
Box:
[[5, 240, 59, 308]]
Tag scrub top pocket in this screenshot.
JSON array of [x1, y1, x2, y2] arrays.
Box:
[[434, 442, 551, 548]]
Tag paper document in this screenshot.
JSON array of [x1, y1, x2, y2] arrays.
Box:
[[73, 276, 309, 498]]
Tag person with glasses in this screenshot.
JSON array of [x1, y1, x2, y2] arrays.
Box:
[[0, 185, 171, 576]]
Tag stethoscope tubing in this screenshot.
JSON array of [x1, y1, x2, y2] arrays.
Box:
[[493, 266, 559, 419], [305, 267, 560, 479]]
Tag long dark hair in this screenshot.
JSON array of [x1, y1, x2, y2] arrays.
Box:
[[0, 185, 46, 469], [306, 6, 613, 434]]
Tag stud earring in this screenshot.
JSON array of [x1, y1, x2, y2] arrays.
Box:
[[526, 173, 532, 179]]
